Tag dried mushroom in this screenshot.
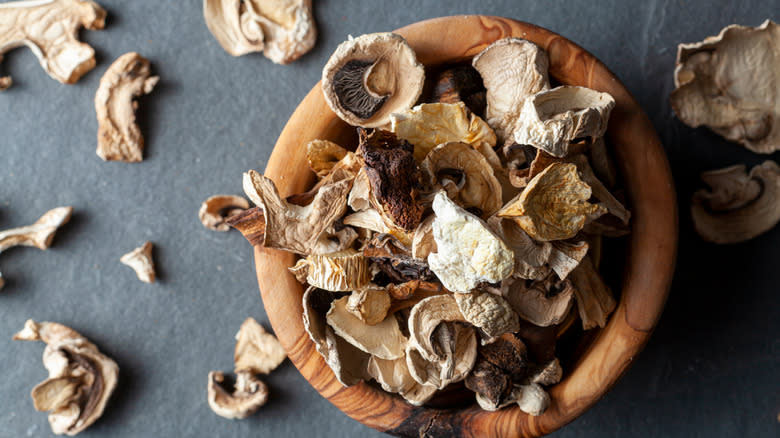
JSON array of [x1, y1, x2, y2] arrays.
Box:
[[326, 296, 407, 360], [513, 383, 550, 416], [569, 256, 616, 330], [203, 0, 316, 64], [453, 290, 519, 340], [0, 0, 106, 90], [14, 320, 118, 436], [199, 195, 250, 232], [487, 217, 551, 280], [306, 139, 350, 177], [207, 370, 268, 419], [290, 250, 370, 292], [226, 207, 266, 246], [428, 192, 514, 292], [0, 76, 11, 91], [411, 215, 436, 260], [120, 241, 155, 284], [322, 33, 424, 128], [691, 161, 780, 243], [0, 206, 72, 289], [233, 317, 286, 375], [502, 274, 575, 327], [671, 20, 779, 153], [95, 52, 159, 162], [367, 356, 437, 406], [390, 102, 497, 162], [345, 287, 391, 325], [432, 65, 486, 115]]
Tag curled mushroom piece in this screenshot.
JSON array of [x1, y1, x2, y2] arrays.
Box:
[[453, 290, 519, 341], [326, 295, 407, 360], [207, 370, 268, 420], [345, 286, 391, 325], [691, 161, 780, 243], [569, 256, 616, 330], [431, 65, 486, 116], [502, 274, 575, 327], [290, 250, 370, 291], [226, 207, 265, 246], [120, 241, 155, 284], [203, 0, 316, 64], [411, 215, 436, 260], [306, 139, 350, 177], [671, 20, 779, 153], [95, 52, 159, 162], [199, 195, 250, 231], [233, 317, 286, 375], [487, 216, 551, 280], [0, 76, 12, 91], [367, 356, 437, 406], [0, 0, 106, 90], [14, 320, 118, 436], [322, 33, 425, 128]]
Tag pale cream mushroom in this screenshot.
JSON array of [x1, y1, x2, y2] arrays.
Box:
[[0, 0, 106, 90], [120, 241, 155, 284], [207, 370, 268, 419], [366, 355, 437, 406], [512, 383, 550, 416], [407, 294, 473, 363], [199, 195, 250, 232], [671, 20, 779, 153], [569, 255, 616, 330], [345, 286, 391, 325], [326, 295, 407, 360], [347, 167, 372, 211], [233, 317, 286, 375], [289, 250, 370, 292], [306, 139, 350, 177], [203, 0, 316, 64], [95, 52, 159, 162], [487, 216, 552, 281], [411, 215, 436, 261], [453, 290, 519, 340], [548, 239, 590, 280], [322, 33, 424, 128], [14, 320, 118, 436], [691, 161, 780, 243], [501, 274, 575, 327]]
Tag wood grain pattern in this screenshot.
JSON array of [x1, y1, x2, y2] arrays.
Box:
[[253, 15, 677, 437]]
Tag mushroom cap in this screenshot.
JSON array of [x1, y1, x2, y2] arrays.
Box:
[[207, 370, 269, 419], [322, 33, 424, 128]]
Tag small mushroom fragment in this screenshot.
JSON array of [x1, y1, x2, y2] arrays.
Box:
[[203, 0, 316, 64], [367, 355, 437, 406], [226, 207, 266, 246], [407, 295, 470, 363], [406, 320, 477, 390], [0, 206, 72, 289], [14, 320, 118, 436], [120, 241, 155, 284], [432, 65, 486, 116], [233, 317, 286, 375], [290, 250, 370, 292], [487, 217, 552, 280], [472, 38, 550, 145], [345, 287, 391, 325], [326, 295, 407, 360], [390, 102, 497, 162], [502, 274, 575, 327], [467, 361, 514, 410], [569, 256, 616, 330], [0, 76, 11, 91], [498, 163, 604, 241], [548, 239, 590, 280], [513, 86, 615, 157], [453, 291, 519, 340], [0, 0, 106, 89], [95, 52, 159, 162], [512, 383, 550, 416], [207, 371, 268, 420], [322, 33, 424, 128], [671, 20, 780, 153], [307, 139, 350, 177], [199, 195, 250, 231], [691, 161, 780, 243], [347, 167, 372, 211], [411, 215, 436, 260]]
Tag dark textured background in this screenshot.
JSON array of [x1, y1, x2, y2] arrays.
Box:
[[1, 1, 778, 437]]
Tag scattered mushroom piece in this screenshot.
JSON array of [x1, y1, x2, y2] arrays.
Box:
[[322, 32, 424, 128], [226, 207, 266, 246], [306, 139, 350, 177], [431, 65, 486, 116], [207, 370, 268, 419], [691, 161, 780, 243], [502, 274, 575, 327], [0, 76, 11, 91], [497, 163, 604, 241], [326, 296, 407, 360], [290, 250, 370, 292], [0, 0, 106, 90], [199, 195, 250, 232], [569, 256, 616, 330], [671, 20, 779, 153], [95, 52, 159, 162], [14, 320, 118, 436], [345, 286, 391, 325], [233, 317, 287, 375], [203, 0, 316, 64], [390, 102, 497, 162], [472, 38, 550, 145], [427, 192, 514, 293], [513, 86, 615, 157], [454, 290, 519, 340], [120, 241, 155, 284]]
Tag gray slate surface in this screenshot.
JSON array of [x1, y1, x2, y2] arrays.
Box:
[[1, 0, 778, 437]]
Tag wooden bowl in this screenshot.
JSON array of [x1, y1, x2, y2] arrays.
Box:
[[254, 15, 677, 437]]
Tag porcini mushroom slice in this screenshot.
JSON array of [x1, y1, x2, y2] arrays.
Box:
[[427, 192, 514, 293], [406, 322, 477, 390], [472, 38, 551, 145], [120, 241, 156, 284], [0, 0, 106, 89], [326, 296, 407, 360], [289, 250, 370, 292], [226, 206, 266, 246], [407, 294, 469, 363], [513, 86, 615, 157], [501, 274, 575, 327], [570, 154, 630, 225], [691, 161, 780, 244], [548, 239, 590, 280], [347, 167, 372, 212], [345, 287, 391, 326], [14, 320, 118, 436], [487, 216, 552, 281], [199, 195, 250, 232], [203, 0, 316, 64], [306, 139, 350, 177], [671, 20, 780, 153], [207, 370, 268, 419], [569, 256, 616, 330], [497, 163, 604, 241], [95, 52, 159, 162], [322, 32, 424, 128], [467, 360, 514, 411], [390, 102, 497, 162], [453, 291, 519, 340], [366, 356, 437, 406], [233, 317, 286, 375]]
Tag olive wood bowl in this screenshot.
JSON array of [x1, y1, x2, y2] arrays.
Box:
[[253, 15, 677, 438]]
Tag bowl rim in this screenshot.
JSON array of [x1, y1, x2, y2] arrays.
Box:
[[253, 15, 678, 438]]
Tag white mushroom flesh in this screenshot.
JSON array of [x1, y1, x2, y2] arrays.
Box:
[[120, 241, 156, 284]]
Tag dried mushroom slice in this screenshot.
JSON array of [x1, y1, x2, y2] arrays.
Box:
[[691, 161, 780, 243], [226, 207, 266, 246], [453, 291, 519, 340], [548, 239, 589, 280], [290, 250, 370, 292], [513, 86, 615, 157], [326, 296, 407, 360], [120, 241, 156, 284], [411, 215, 436, 260], [407, 294, 468, 363], [498, 163, 604, 241], [487, 216, 552, 281], [502, 274, 575, 327], [363, 233, 435, 283], [233, 317, 286, 375], [306, 139, 350, 177], [405, 323, 477, 390], [322, 33, 424, 128], [427, 192, 514, 293], [431, 65, 487, 116], [472, 38, 551, 145], [199, 195, 250, 232], [14, 320, 118, 436], [203, 0, 316, 64], [207, 370, 268, 419], [569, 256, 616, 330], [390, 102, 497, 162], [512, 383, 550, 416], [367, 356, 437, 406], [345, 286, 391, 325], [569, 154, 630, 225], [347, 167, 372, 211], [671, 20, 779, 153], [95, 52, 159, 162], [0, 0, 106, 89]]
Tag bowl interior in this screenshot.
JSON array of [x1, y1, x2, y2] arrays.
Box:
[[254, 15, 677, 438]]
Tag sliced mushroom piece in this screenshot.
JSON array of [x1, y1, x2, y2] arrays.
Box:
[[588, 137, 617, 188], [407, 294, 468, 362], [226, 206, 266, 246], [207, 370, 268, 419], [345, 286, 391, 325], [512, 383, 550, 416], [305, 139, 350, 178], [289, 250, 370, 292], [691, 161, 780, 243], [95, 52, 159, 162], [203, 0, 316, 64], [513, 86, 615, 157], [362, 233, 435, 283], [322, 33, 424, 128], [671, 20, 779, 153], [502, 274, 575, 327], [531, 358, 563, 386], [487, 216, 552, 281], [569, 256, 616, 330], [453, 291, 519, 340], [390, 102, 497, 162], [0, 76, 12, 91], [406, 322, 477, 390], [411, 215, 436, 260], [466, 360, 513, 410], [233, 317, 286, 375], [478, 333, 530, 378], [199, 195, 250, 232], [120, 241, 155, 284], [326, 296, 407, 360], [310, 224, 359, 255], [0, 0, 106, 89], [548, 239, 589, 280], [291, 152, 363, 207], [366, 355, 437, 406], [431, 65, 487, 116], [472, 38, 551, 145], [14, 320, 118, 436], [570, 154, 630, 225], [347, 167, 372, 211]]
